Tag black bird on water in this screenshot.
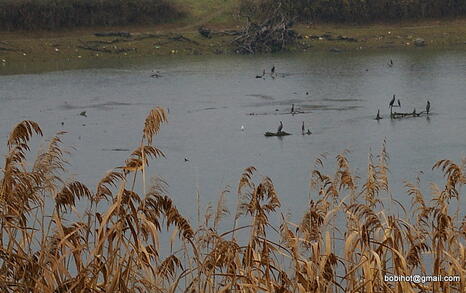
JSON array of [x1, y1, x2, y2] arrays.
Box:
[[389, 94, 396, 108], [376, 109, 382, 120], [271, 65, 275, 75], [301, 121, 305, 135], [291, 104, 295, 114], [426, 100, 431, 114], [256, 69, 265, 78], [388, 59, 394, 67], [277, 121, 283, 133]]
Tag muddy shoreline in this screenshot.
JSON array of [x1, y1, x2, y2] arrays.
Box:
[[1, 19, 466, 74]]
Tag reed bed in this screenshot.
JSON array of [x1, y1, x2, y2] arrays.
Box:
[[0, 0, 184, 31], [240, 0, 466, 23], [0, 107, 464, 292]]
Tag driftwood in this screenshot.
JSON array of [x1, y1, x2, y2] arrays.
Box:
[[78, 40, 134, 54], [233, 6, 299, 55], [391, 111, 427, 118], [264, 131, 291, 137], [168, 34, 199, 45], [94, 32, 132, 38], [309, 34, 357, 42]]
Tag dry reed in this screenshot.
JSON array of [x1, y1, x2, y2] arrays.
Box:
[[0, 107, 464, 292]]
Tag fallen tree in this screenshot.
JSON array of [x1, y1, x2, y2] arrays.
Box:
[[232, 6, 299, 54]]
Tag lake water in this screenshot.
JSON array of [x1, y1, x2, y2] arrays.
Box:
[[1, 49, 465, 225]]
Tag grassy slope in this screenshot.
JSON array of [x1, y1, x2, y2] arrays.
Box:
[[1, 0, 466, 73]]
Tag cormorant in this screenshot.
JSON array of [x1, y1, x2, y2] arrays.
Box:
[[301, 121, 305, 135], [271, 65, 275, 75], [426, 100, 431, 114], [291, 104, 295, 114], [389, 94, 396, 108], [277, 121, 283, 133], [376, 109, 382, 120], [388, 59, 393, 67]]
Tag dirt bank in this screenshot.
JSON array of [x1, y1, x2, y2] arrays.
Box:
[[1, 19, 465, 73]]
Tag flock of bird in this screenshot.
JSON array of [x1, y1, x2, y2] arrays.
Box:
[[376, 93, 431, 120], [374, 60, 432, 120]]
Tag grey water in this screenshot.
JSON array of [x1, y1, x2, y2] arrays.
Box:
[[1, 49, 465, 227]]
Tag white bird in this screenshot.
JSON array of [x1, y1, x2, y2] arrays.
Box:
[[241, 125, 245, 131]]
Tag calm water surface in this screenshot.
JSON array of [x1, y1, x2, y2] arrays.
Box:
[[1, 50, 465, 224]]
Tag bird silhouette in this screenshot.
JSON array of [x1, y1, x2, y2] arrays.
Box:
[[376, 109, 382, 120], [80, 111, 87, 117], [277, 121, 283, 133], [301, 121, 305, 135], [389, 94, 396, 108], [397, 99, 401, 107], [291, 104, 295, 114], [426, 100, 430, 114], [271, 65, 275, 75]]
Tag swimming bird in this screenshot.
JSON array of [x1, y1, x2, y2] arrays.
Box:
[[151, 70, 162, 78], [426, 100, 431, 114], [389, 94, 396, 108], [397, 99, 401, 107], [277, 121, 283, 134], [184, 157, 189, 162], [271, 65, 275, 75], [376, 109, 382, 120], [388, 59, 393, 67], [80, 111, 87, 117], [241, 125, 245, 131], [301, 121, 305, 135], [256, 69, 265, 78], [291, 104, 295, 114]]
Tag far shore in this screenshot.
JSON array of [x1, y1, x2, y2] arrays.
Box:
[[1, 18, 466, 73]]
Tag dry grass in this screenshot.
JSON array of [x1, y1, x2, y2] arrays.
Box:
[[0, 107, 464, 292]]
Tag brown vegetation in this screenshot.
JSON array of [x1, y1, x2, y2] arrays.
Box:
[[240, 0, 466, 23], [0, 0, 184, 31], [0, 108, 464, 292]]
